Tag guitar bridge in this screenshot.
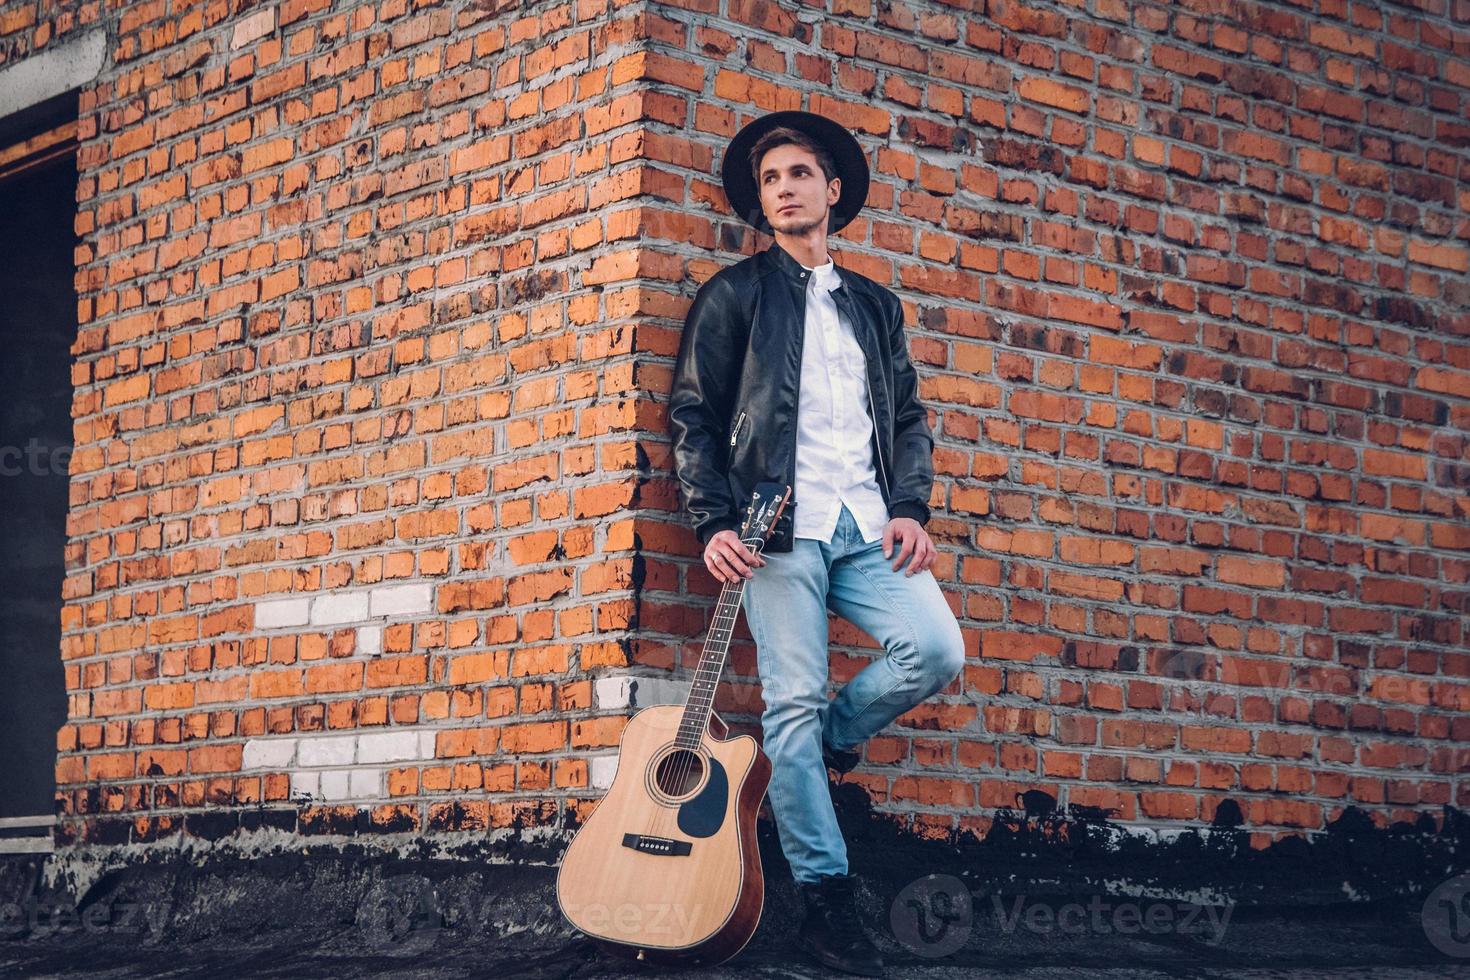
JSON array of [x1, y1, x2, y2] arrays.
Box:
[[622, 832, 692, 856]]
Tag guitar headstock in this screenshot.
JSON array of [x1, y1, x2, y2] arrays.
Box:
[[738, 482, 793, 553]]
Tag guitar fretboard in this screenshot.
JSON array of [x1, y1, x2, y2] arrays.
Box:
[[674, 535, 765, 749]]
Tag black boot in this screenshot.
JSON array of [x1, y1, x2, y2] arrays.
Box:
[[796, 872, 886, 977]]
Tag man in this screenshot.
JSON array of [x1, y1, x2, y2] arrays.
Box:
[[668, 110, 966, 978]]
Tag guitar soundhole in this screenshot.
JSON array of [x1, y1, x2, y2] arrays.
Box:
[[653, 749, 705, 797]]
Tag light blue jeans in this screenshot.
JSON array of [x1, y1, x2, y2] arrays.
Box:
[[743, 501, 967, 884]]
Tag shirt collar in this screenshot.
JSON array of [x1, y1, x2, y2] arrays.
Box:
[[807, 258, 839, 292], [767, 241, 843, 292]]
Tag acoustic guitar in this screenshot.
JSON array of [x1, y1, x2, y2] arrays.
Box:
[[556, 481, 791, 967]]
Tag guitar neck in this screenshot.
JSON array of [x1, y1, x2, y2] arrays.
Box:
[[675, 537, 763, 747]]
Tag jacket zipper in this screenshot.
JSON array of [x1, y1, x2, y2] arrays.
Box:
[[729, 410, 746, 448], [864, 356, 890, 501], [787, 298, 804, 518], [842, 289, 890, 502]]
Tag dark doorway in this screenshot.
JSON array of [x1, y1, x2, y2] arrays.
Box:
[[0, 98, 77, 831]]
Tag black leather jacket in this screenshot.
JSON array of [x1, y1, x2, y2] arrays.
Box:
[[668, 241, 935, 554]]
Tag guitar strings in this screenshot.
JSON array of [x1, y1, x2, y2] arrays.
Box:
[[660, 565, 732, 835], [670, 531, 758, 816], [660, 534, 762, 838], [661, 566, 727, 838]]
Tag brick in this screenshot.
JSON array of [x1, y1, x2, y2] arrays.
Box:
[[358, 732, 425, 765], [366, 654, 427, 688], [589, 754, 620, 790], [230, 7, 275, 49], [304, 662, 363, 694], [297, 735, 356, 768], [571, 715, 628, 748], [241, 738, 296, 770], [349, 769, 382, 799], [310, 593, 370, 626], [371, 584, 434, 617], [318, 770, 351, 801], [500, 721, 567, 754], [593, 675, 691, 710]]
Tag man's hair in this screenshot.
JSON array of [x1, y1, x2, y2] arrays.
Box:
[[747, 126, 838, 190]]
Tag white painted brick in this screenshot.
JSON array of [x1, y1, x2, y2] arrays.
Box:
[[594, 676, 631, 709], [319, 769, 351, 801], [631, 676, 692, 708], [290, 771, 318, 798], [418, 731, 435, 759], [358, 625, 382, 656], [296, 734, 356, 767], [310, 592, 370, 626], [241, 738, 296, 770], [349, 769, 382, 799], [370, 583, 433, 618], [594, 675, 691, 710], [590, 754, 619, 791], [358, 731, 422, 764], [255, 598, 309, 629], [230, 8, 275, 50]]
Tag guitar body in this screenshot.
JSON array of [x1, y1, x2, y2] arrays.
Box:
[[556, 703, 772, 967]]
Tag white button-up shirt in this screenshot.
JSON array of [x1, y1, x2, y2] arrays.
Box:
[[792, 257, 890, 545]]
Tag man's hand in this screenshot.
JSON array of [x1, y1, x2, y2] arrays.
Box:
[[705, 529, 766, 584], [882, 517, 935, 576]]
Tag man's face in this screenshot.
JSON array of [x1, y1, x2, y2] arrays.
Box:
[[757, 143, 840, 236]]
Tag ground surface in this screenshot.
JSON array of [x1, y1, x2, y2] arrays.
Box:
[[4, 793, 1468, 977], [3, 854, 1468, 978], [2, 894, 1467, 979]]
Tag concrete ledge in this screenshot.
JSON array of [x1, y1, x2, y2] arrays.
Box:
[[0, 31, 106, 120]]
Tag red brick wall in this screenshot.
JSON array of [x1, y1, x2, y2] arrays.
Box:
[[2, 0, 1467, 856]]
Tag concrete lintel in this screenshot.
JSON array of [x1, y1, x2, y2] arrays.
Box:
[[0, 31, 107, 121]]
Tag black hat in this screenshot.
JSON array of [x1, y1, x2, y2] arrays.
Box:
[[720, 110, 870, 236]]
